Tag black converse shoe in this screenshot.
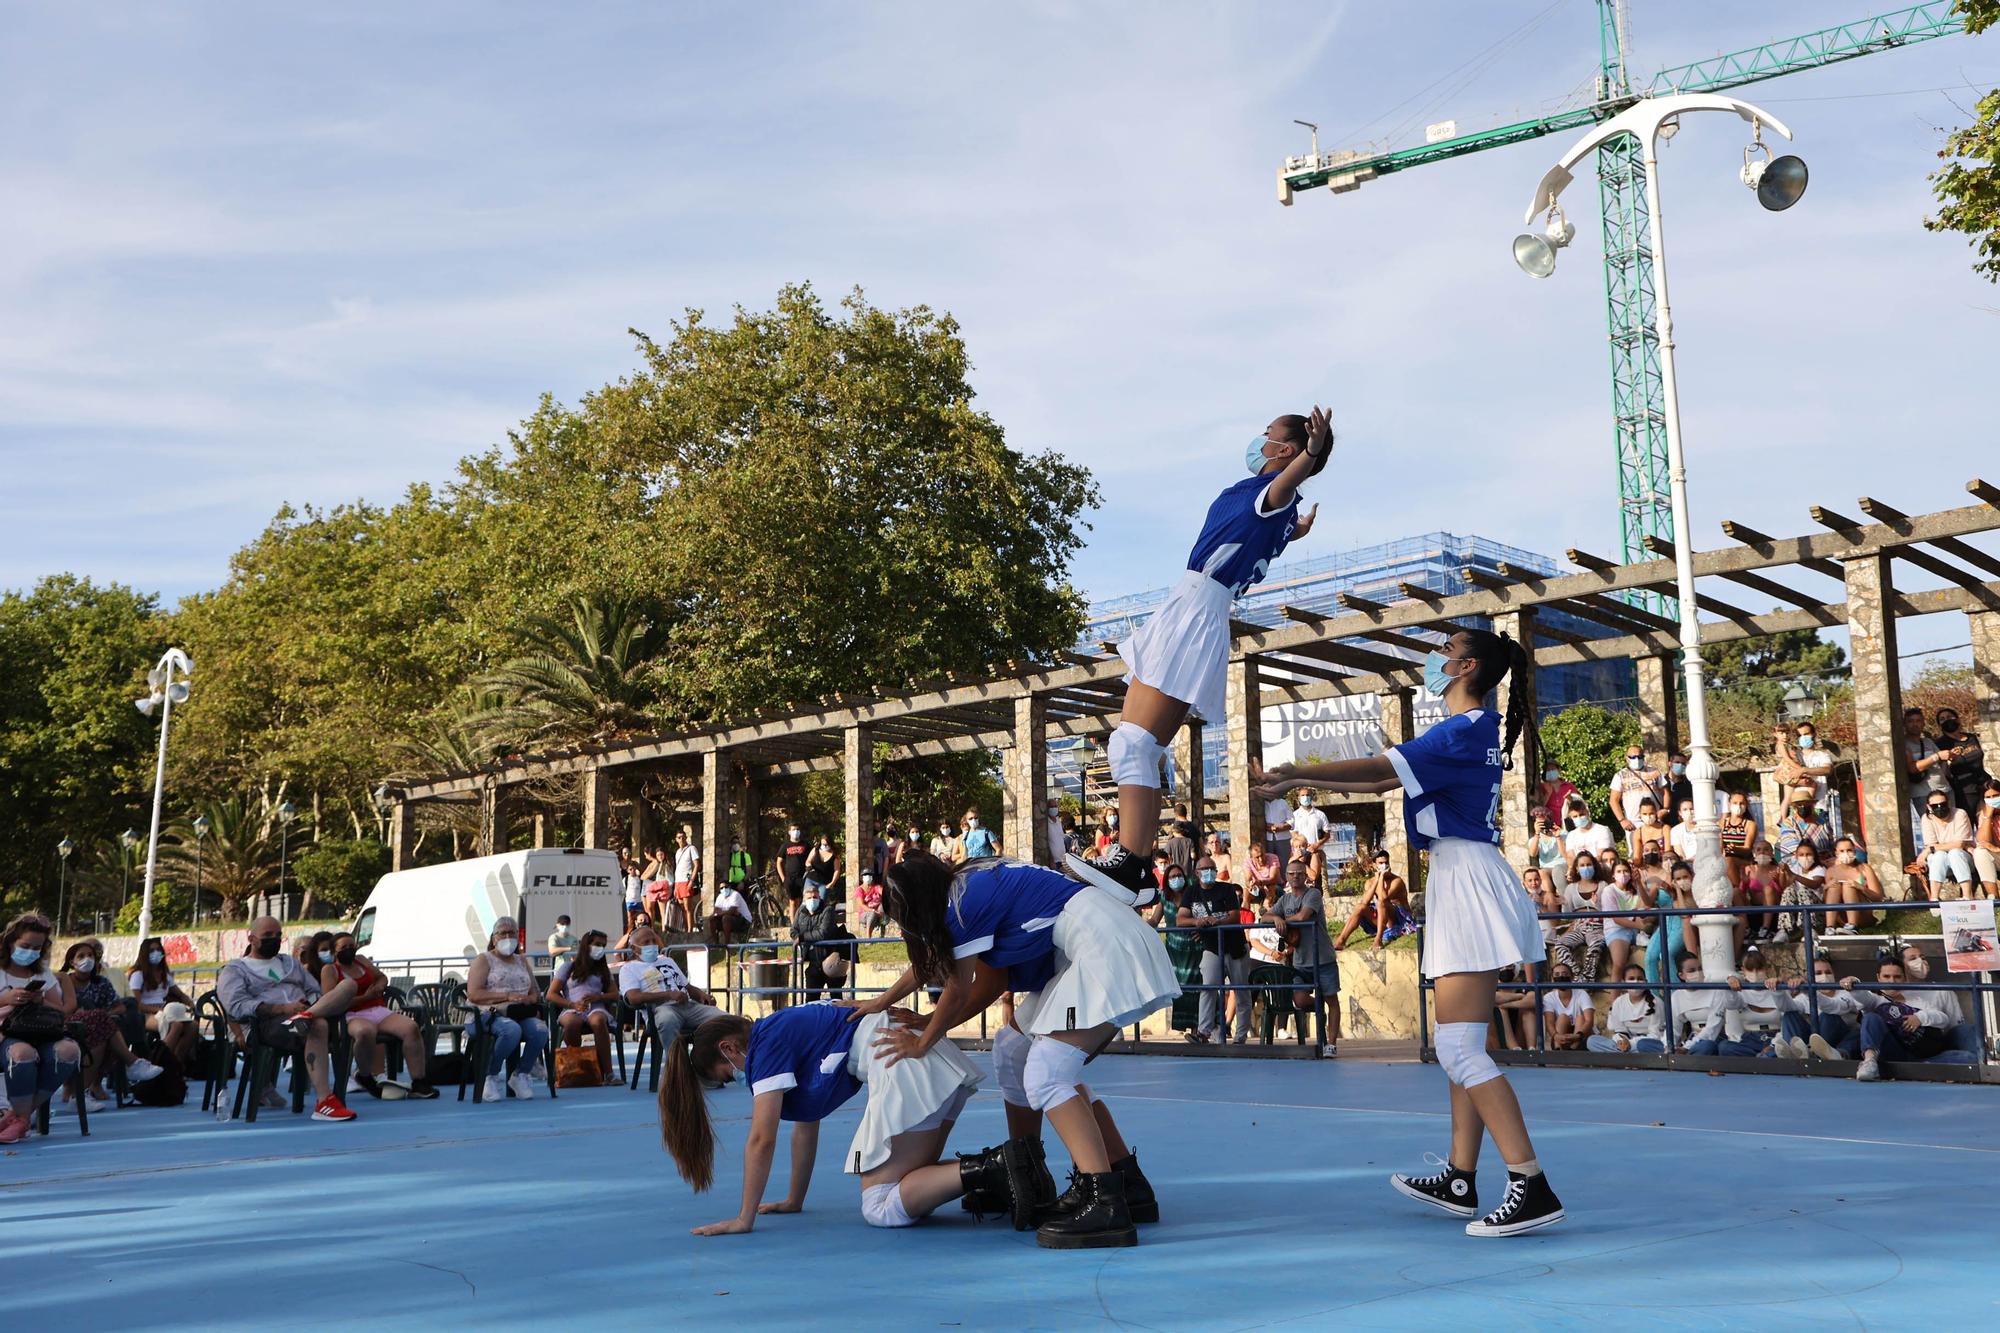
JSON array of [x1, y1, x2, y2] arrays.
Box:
[[1390, 1155, 1478, 1218], [1066, 847, 1158, 906], [1464, 1171, 1564, 1237]]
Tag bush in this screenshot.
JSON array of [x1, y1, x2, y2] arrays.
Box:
[[291, 838, 391, 917], [114, 879, 192, 933], [1540, 703, 1641, 825]]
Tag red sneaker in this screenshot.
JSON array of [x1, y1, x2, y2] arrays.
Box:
[[313, 1094, 357, 1122]]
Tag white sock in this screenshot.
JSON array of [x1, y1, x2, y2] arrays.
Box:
[[1505, 1158, 1541, 1178]]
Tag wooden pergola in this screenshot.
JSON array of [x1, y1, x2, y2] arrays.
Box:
[[389, 480, 2000, 894]]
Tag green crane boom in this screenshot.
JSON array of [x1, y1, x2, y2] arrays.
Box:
[[1279, 2, 1964, 613]]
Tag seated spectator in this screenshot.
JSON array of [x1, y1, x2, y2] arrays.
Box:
[[1492, 964, 1541, 1050], [1893, 942, 1982, 1063], [1714, 951, 1784, 1056], [791, 885, 856, 1002], [616, 909, 660, 956], [1528, 810, 1570, 900], [1847, 956, 1981, 1081], [0, 913, 81, 1142], [1586, 964, 1665, 1054], [1977, 779, 2000, 888], [215, 916, 358, 1122], [322, 931, 435, 1098], [1540, 964, 1594, 1050], [1920, 792, 1978, 899], [1264, 855, 1339, 1058], [1334, 849, 1415, 949], [1719, 791, 1759, 891], [1562, 798, 1615, 860], [1773, 840, 1827, 944], [127, 935, 198, 1068], [1630, 798, 1669, 863], [1244, 839, 1283, 905], [850, 868, 885, 939], [709, 879, 755, 946], [1740, 841, 1782, 943], [1667, 955, 1730, 1056], [465, 916, 550, 1103], [61, 939, 163, 1110], [1821, 835, 1886, 934], [1547, 851, 1604, 981], [294, 930, 336, 982], [546, 915, 578, 964], [618, 925, 726, 1054], [1775, 954, 1860, 1060], [548, 928, 618, 1084]]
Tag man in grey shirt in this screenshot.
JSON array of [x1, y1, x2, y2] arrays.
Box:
[[1265, 856, 1341, 1058], [215, 916, 359, 1119]]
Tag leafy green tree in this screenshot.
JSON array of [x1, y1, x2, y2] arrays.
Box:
[[474, 597, 666, 750], [1927, 1, 2000, 281], [291, 838, 390, 920], [155, 797, 285, 922], [1540, 704, 1641, 824], [1700, 629, 1847, 715], [115, 878, 192, 934]]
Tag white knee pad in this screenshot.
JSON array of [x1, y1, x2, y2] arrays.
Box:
[[1023, 1036, 1087, 1112], [1435, 1021, 1501, 1090], [861, 1181, 915, 1228], [992, 1024, 1031, 1107], [1108, 721, 1164, 789]]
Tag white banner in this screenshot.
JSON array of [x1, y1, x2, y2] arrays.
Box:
[[1941, 899, 2000, 973], [1259, 692, 1447, 769]]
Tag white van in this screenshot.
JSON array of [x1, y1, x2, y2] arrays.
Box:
[[352, 848, 623, 979]]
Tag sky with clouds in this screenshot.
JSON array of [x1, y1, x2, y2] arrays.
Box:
[[3, 1, 1995, 669]]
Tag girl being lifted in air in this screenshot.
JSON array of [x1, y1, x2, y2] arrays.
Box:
[[1071, 408, 1329, 900]]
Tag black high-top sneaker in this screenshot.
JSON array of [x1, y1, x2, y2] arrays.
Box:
[[1035, 1171, 1138, 1250], [1464, 1170, 1564, 1237], [1003, 1136, 1058, 1231], [1111, 1150, 1159, 1224], [1066, 845, 1158, 905], [1390, 1156, 1479, 1218], [957, 1143, 1012, 1220]]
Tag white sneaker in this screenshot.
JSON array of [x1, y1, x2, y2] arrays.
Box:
[[127, 1058, 164, 1084], [508, 1071, 536, 1101], [1807, 1034, 1842, 1061], [1767, 928, 1790, 945], [86, 1095, 113, 1113], [1856, 1056, 1881, 1082], [1777, 1036, 1807, 1060], [1320, 1044, 1340, 1059], [481, 1073, 506, 1103]]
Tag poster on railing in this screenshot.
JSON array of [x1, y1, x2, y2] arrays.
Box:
[[1940, 899, 2000, 972]]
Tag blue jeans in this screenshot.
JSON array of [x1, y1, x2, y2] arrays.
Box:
[[1686, 1038, 1722, 1056], [1585, 1035, 1663, 1053], [1857, 1012, 1971, 1063], [1781, 1011, 1857, 1058], [482, 1015, 550, 1077], [5, 1037, 81, 1107], [1725, 1031, 1775, 1057]]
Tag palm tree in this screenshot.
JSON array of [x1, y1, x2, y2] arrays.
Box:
[[156, 796, 285, 922], [474, 596, 665, 750]]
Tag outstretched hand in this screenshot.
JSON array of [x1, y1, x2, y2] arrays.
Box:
[[1305, 405, 1332, 457], [1293, 503, 1320, 538], [692, 1217, 755, 1237], [1249, 759, 1299, 804]]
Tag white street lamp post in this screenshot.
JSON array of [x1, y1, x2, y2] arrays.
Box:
[[134, 648, 194, 942], [192, 814, 211, 927], [1514, 93, 1806, 991], [56, 837, 74, 935]]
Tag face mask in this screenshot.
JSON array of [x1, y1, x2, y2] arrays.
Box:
[[587, 945, 604, 960], [1730, 804, 1746, 816], [804, 897, 821, 911], [966, 818, 978, 828], [1673, 880, 1693, 894], [148, 949, 165, 964], [1743, 972, 1764, 985], [1797, 736, 1816, 749], [337, 947, 357, 965], [253, 937, 281, 959], [1905, 957, 1929, 980], [1929, 806, 1949, 818], [496, 938, 518, 956], [639, 945, 660, 964], [1578, 864, 1596, 880], [318, 949, 334, 964], [1671, 763, 1686, 776], [1246, 435, 1272, 475], [1374, 863, 1390, 876], [1166, 877, 1186, 891], [1755, 853, 1773, 865], [1614, 871, 1631, 886], [1299, 797, 1313, 809], [1423, 651, 1459, 698], [1199, 870, 1217, 884], [1551, 975, 1572, 987], [1107, 814, 1118, 827], [10, 946, 39, 967], [720, 1053, 744, 1087], [1987, 797, 2000, 810], [1838, 851, 1856, 865], [1626, 757, 1643, 771], [789, 830, 801, 840], [1544, 769, 1559, 781], [1940, 719, 1960, 733], [76, 956, 97, 973]]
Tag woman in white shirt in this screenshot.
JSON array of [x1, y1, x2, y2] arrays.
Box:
[[547, 928, 617, 1084], [128, 935, 198, 1068], [1540, 964, 1594, 1050], [1586, 964, 1664, 1054]]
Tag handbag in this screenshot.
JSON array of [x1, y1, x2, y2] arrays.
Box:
[[554, 1045, 601, 1088], [2, 1002, 67, 1043], [502, 1002, 542, 1021]]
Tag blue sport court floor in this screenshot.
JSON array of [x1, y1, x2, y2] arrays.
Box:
[[4, 1052, 1993, 1330]]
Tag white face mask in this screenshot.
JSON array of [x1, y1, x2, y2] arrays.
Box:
[[496, 938, 518, 956], [1626, 757, 1643, 770], [587, 945, 604, 960], [148, 949, 165, 964], [76, 956, 97, 973], [1904, 956, 1929, 980]]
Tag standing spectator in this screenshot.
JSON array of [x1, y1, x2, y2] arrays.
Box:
[[1773, 841, 1827, 943], [1586, 964, 1664, 1054], [1562, 798, 1615, 861], [1537, 761, 1578, 829], [1933, 707, 1987, 817], [548, 929, 618, 1084], [1772, 791, 1833, 871], [1528, 810, 1569, 904], [1609, 746, 1667, 852], [621, 853, 645, 930], [959, 809, 998, 860], [1775, 721, 1835, 813], [1904, 707, 1955, 823], [1244, 838, 1283, 908], [1334, 849, 1415, 949], [1920, 792, 1978, 898], [61, 939, 163, 1109], [1662, 752, 1692, 826], [871, 821, 891, 882], [780, 825, 810, 903], [1169, 802, 1198, 841], [546, 915, 578, 964], [1719, 791, 1758, 891], [322, 931, 435, 1098], [928, 819, 961, 864], [671, 825, 702, 935], [1265, 857, 1340, 1057], [1046, 800, 1069, 868], [885, 825, 911, 875], [1261, 795, 1293, 865], [1203, 830, 1234, 883], [852, 868, 886, 938], [722, 835, 755, 908], [1975, 778, 2000, 887], [1539, 964, 1594, 1050], [1159, 819, 1196, 883], [1178, 857, 1249, 1044], [465, 915, 550, 1104], [0, 913, 80, 1142], [803, 833, 843, 901], [642, 845, 672, 920], [1629, 798, 1668, 863], [128, 935, 198, 1069], [618, 926, 726, 1062], [1291, 792, 1331, 888], [1822, 835, 1886, 932], [1094, 809, 1119, 855], [791, 884, 855, 1002], [215, 916, 357, 1122]]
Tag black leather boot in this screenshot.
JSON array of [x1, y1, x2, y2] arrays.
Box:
[[1003, 1136, 1058, 1231], [957, 1143, 1012, 1220], [1111, 1150, 1159, 1224], [1035, 1171, 1138, 1249]]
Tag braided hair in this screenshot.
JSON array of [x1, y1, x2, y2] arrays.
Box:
[[1456, 627, 1537, 776]]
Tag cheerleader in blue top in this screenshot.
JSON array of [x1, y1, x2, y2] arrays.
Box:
[[1071, 408, 1330, 901], [851, 853, 1179, 1249], [659, 1002, 990, 1236], [1254, 628, 1564, 1237]]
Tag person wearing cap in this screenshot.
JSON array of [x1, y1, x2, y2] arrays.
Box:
[[465, 915, 550, 1104]]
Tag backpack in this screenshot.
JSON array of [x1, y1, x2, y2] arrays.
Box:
[[131, 1049, 188, 1108], [426, 1052, 470, 1086]]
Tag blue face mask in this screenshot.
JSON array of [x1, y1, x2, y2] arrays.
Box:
[[1246, 436, 1271, 475], [1797, 736, 1816, 749], [11, 946, 40, 967], [1423, 650, 1459, 698], [639, 945, 660, 964], [1670, 762, 1686, 776], [1198, 870, 1217, 885]]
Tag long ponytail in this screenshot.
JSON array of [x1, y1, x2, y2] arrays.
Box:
[[658, 1013, 754, 1191], [1462, 627, 1537, 776]]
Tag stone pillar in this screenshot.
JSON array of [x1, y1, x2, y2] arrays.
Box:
[[1171, 718, 1208, 834], [1377, 687, 1416, 889], [1225, 657, 1263, 869], [701, 748, 734, 896], [1844, 553, 1913, 888], [389, 800, 416, 872], [477, 785, 510, 857], [581, 765, 613, 850], [1003, 694, 1050, 865], [530, 810, 552, 848], [1971, 610, 2000, 746], [1491, 610, 1538, 869], [1635, 654, 1680, 759], [843, 725, 874, 890]]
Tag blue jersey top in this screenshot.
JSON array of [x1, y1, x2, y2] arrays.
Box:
[[744, 1002, 862, 1123], [949, 861, 1082, 974], [1385, 709, 1505, 850], [1187, 474, 1300, 598], [961, 825, 997, 859]]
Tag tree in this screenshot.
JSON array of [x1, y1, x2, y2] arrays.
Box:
[[155, 797, 285, 922], [291, 838, 390, 920], [1540, 704, 1641, 824], [474, 597, 666, 750], [1700, 628, 1847, 716], [1927, 0, 2000, 281]]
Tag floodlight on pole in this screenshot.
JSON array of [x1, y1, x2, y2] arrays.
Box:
[[277, 799, 298, 915], [1514, 91, 1803, 993], [192, 814, 211, 927], [133, 647, 193, 940], [56, 837, 74, 935]]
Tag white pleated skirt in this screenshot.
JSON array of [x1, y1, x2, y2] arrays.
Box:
[[1011, 886, 1181, 1035], [1120, 571, 1233, 723], [1421, 837, 1545, 979], [843, 1011, 984, 1175]]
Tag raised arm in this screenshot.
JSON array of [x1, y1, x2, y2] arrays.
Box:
[[1261, 405, 1332, 512]]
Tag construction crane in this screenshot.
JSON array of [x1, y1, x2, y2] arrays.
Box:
[[1279, 2, 1965, 615]]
